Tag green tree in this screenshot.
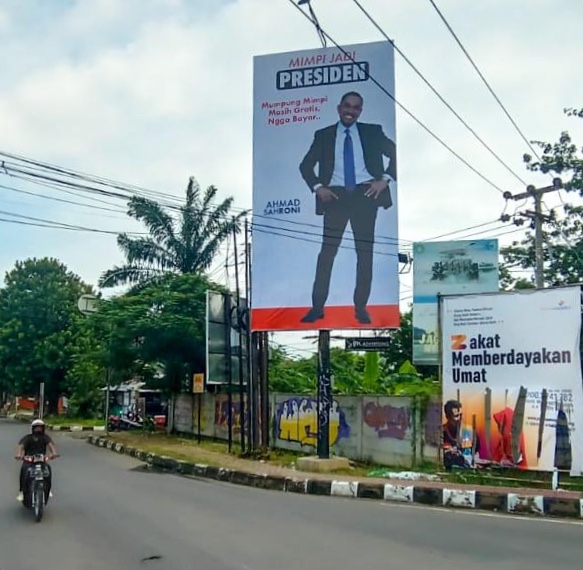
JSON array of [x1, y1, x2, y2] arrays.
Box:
[[501, 108, 583, 286], [269, 344, 316, 394], [65, 320, 107, 418], [99, 177, 247, 289], [378, 309, 436, 379], [0, 258, 92, 411], [268, 337, 438, 397], [95, 273, 220, 394]]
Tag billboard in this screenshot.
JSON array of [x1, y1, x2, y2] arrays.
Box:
[[412, 239, 499, 365], [206, 290, 248, 385], [440, 287, 583, 475], [251, 41, 399, 331]]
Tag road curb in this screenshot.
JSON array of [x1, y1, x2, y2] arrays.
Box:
[[10, 415, 105, 432], [86, 436, 583, 521], [49, 425, 106, 432]]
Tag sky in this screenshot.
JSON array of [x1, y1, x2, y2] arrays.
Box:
[[0, 0, 582, 355]]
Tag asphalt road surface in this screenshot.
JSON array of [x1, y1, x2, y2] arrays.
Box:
[[0, 420, 581, 570]]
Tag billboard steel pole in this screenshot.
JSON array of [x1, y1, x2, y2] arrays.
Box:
[[317, 329, 331, 459], [232, 219, 246, 454], [225, 292, 233, 453]]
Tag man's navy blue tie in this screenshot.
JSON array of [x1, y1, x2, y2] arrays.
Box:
[[343, 128, 356, 192]]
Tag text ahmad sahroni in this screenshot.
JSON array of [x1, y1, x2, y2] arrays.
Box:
[[264, 199, 300, 216]]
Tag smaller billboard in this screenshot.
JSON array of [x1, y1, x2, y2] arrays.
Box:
[[440, 287, 583, 475], [412, 239, 499, 365], [206, 290, 249, 386]]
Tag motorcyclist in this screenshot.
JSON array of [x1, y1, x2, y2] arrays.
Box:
[[15, 419, 58, 502]]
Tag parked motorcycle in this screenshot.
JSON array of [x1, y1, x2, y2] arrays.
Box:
[[17, 454, 58, 522], [108, 413, 157, 432]]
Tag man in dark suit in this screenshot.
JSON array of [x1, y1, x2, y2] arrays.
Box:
[[299, 91, 397, 324]]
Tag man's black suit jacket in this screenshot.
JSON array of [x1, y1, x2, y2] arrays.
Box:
[[299, 122, 397, 215]]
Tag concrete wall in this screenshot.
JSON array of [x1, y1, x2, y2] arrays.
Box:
[[172, 392, 442, 468]]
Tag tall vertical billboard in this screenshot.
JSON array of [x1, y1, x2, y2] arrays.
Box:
[[440, 287, 583, 475], [251, 41, 399, 331], [412, 239, 499, 365]]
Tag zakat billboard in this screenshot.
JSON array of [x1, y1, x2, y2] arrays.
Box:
[[412, 239, 499, 365], [251, 41, 399, 332], [440, 287, 583, 475]]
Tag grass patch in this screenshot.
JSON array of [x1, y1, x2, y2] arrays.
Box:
[[103, 431, 583, 491], [443, 467, 583, 492], [45, 416, 104, 427], [108, 432, 245, 465], [106, 432, 411, 477]]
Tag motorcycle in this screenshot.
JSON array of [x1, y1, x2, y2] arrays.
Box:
[[17, 454, 58, 522], [108, 413, 157, 432]]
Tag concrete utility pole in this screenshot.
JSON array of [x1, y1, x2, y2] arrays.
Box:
[[502, 178, 563, 289]]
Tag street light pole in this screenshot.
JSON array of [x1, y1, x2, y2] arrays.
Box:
[[533, 189, 545, 289]]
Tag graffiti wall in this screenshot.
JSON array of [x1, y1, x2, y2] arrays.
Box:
[[171, 392, 441, 468], [360, 397, 415, 466], [273, 396, 350, 448], [214, 395, 247, 437], [363, 401, 409, 439]]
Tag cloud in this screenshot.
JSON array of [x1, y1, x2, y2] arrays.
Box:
[[0, 0, 580, 315]]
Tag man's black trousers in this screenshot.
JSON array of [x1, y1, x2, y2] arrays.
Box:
[[311, 184, 378, 310]]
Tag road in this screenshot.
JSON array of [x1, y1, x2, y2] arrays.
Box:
[[0, 420, 580, 570]]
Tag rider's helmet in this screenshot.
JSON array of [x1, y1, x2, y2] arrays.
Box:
[[31, 419, 45, 435]]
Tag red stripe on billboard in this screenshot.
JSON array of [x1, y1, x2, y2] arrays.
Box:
[[251, 305, 400, 331]]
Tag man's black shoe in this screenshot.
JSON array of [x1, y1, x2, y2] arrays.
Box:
[[300, 308, 325, 323], [355, 307, 371, 324]]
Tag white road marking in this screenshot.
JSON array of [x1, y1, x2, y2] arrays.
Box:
[[377, 500, 583, 526]]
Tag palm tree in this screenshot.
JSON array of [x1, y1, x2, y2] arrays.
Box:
[[99, 177, 247, 288]]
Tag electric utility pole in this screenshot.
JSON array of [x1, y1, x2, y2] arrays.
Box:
[[502, 177, 563, 289]]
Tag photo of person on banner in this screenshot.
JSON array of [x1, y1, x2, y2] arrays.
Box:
[[442, 399, 482, 471], [442, 391, 530, 471], [298, 91, 397, 325]]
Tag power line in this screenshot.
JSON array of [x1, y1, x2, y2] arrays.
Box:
[[251, 225, 399, 258], [0, 151, 185, 204], [0, 215, 130, 236], [425, 0, 543, 162], [13, 173, 139, 210], [0, 208, 145, 236], [1, 153, 504, 248], [420, 219, 501, 241], [252, 220, 525, 258], [0, 182, 128, 217], [252, 220, 400, 249], [1, 151, 521, 257], [349, 0, 527, 186], [288, 0, 506, 195]]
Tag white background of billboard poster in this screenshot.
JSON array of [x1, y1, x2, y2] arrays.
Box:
[[412, 239, 499, 365], [440, 287, 583, 475], [251, 41, 398, 331]]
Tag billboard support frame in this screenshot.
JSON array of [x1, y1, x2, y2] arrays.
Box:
[[225, 292, 234, 453], [317, 329, 331, 459], [233, 219, 246, 455], [437, 292, 444, 469], [244, 219, 258, 451]]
